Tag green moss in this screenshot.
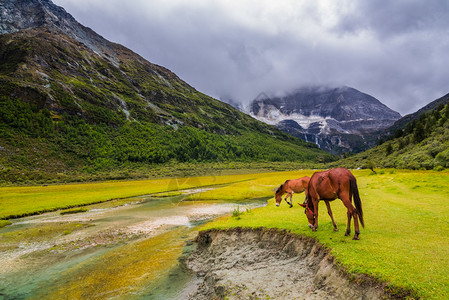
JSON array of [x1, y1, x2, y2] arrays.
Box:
[[42, 227, 192, 299]]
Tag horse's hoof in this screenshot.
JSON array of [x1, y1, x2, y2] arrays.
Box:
[[334, 228, 339, 232], [345, 231, 350, 236], [289, 205, 293, 208], [312, 228, 317, 232], [352, 236, 360, 240]]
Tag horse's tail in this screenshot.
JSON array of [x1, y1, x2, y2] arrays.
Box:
[[350, 175, 364, 228]]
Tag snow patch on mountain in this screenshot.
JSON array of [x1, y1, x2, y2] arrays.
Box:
[[247, 86, 401, 154]]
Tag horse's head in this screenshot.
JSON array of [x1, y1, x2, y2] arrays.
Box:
[[299, 202, 315, 228], [274, 185, 283, 207]]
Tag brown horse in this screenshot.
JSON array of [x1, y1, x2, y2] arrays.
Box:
[[275, 176, 310, 208], [299, 168, 364, 240]]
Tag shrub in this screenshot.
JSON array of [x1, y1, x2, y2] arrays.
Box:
[[0, 220, 12, 228], [60, 207, 88, 215], [435, 149, 449, 167], [385, 143, 393, 155], [232, 206, 243, 219]]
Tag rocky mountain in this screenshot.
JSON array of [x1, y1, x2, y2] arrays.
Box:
[[0, 0, 114, 55], [0, 0, 334, 183], [248, 86, 401, 154]]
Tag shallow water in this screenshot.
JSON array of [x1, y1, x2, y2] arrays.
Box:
[[0, 190, 266, 299]]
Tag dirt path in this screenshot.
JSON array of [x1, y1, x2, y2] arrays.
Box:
[[185, 228, 391, 300]]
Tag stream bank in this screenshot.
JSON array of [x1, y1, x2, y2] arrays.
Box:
[[185, 228, 411, 300]]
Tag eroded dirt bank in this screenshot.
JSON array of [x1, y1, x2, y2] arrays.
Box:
[[185, 228, 396, 300]]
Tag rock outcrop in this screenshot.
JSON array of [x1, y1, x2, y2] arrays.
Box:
[[185, 228, 405, 299]]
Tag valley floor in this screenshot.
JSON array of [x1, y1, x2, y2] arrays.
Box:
[[2, 169, 449, 299]]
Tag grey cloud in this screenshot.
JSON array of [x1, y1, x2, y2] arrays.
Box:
[[335, 0, 449, 38], [52, 0, 449, 115]]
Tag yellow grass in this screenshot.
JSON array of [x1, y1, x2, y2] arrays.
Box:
[[0, 173, 259, 219]]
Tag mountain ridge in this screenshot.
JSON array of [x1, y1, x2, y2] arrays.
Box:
[[0, 0, 115, 57]]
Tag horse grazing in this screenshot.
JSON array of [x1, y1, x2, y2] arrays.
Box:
[[275, 176, 310, 208], [299, 168, 364, 240]]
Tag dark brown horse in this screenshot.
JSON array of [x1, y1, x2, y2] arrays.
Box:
[[275, 176, 310, 208], [299, 168, 364, 240]]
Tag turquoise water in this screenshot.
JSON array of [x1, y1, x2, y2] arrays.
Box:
[[0, 192, 267, 299]]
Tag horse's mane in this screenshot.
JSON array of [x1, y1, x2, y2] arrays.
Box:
[[307, 196, 314, 211], [275, 184, 283, 194]]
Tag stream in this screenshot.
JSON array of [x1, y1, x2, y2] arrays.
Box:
[[0, 189, 267, 299]]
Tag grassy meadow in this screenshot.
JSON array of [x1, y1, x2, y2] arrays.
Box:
[[201, 169, 449, 299], [1, 169, 449, 298]]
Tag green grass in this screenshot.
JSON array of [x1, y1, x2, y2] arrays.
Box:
[[202, 169, 449, 299]]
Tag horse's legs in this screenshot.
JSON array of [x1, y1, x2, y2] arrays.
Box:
[[345, 211, 352, 236], [341, 196, 360, 240], [352, 211, 360, 240], [348, 188, 360, 240], [284, 193, 289, 204], [325, 201, 338, 231], [284, 193, 293, 207], [312, 200, 319, 231]]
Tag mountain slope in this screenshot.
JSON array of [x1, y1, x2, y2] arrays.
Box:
[[248, 86, 401, 154], [384, 92, 449, 137], [0, 0, 334, 183], [332, 93, 449, 170]]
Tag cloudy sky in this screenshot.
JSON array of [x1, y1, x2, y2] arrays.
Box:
[[52, 0, 449, 115]]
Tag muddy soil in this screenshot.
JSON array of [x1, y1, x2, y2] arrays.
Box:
[[185, 228, 391, 300]]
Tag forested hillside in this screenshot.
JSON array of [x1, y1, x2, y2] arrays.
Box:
[[0, 26, 334, 184], [333, 97, 449, 170]]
